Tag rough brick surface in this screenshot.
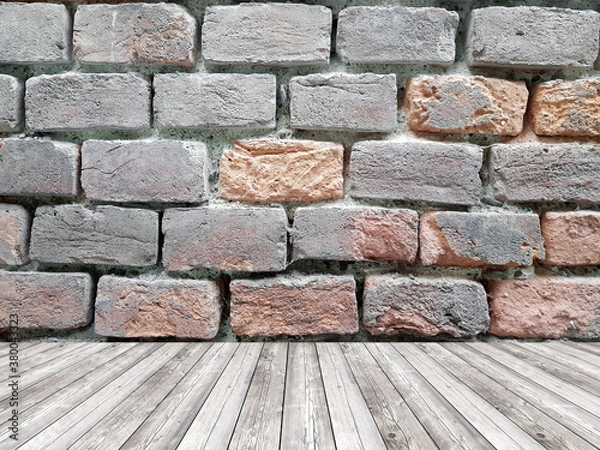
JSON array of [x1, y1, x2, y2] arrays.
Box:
[[26, 73, 151, 132], [0, 3, 71, 65], [0, 139, 79, 198], [488, 277, 600, 338], [405, 75, 528, 136], [0, 204, 30, 266], [163, 206, 287, 272], [466, 7, 600, 70], [0, 271, 93, 331], [230, 275, 358, 337], [202, 3, 331, 66], [82, 139, 210, 203], [154, 73, 276, 129], [490, 144, 600, 204], [74, 3, 197, 67], [292, 206, 418, 262], [0, 75, 23, 132], [30, 205, 158, 267], [349, 140, 483, 205], [530, 79, 600, 137], [95, 276, 221, 339], [363, 276, 490, 337], [219, 139, 344, 203], [420, 211, 544, 268], [337, 6, 458, 65], [290, 73, 397, 132], [542, 212, 600, 266]]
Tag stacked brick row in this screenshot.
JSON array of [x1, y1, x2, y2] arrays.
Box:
[[1, 1, 600, 341]]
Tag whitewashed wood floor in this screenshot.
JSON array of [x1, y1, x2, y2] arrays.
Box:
[[0, 341, 599, 449]]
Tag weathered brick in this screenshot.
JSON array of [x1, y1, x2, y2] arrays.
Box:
[[26, 73, 151, 132], [154, 73, 276, 130], [202, 3, 331, 66], [405, 75, 528, 136], [219, 139, 344, 203], [0, 204, 30, 266], [542, 211, 600, 266], [349, 140, 483, 205], [163, 206, 287, 272], [30, 205, 158, 267], [0, 3, 71, 65], [290, 73, 397, 133], [488, 276, 600, 338], [82, 139, 210, 204], [363, 275, 490, 337], [420, 211, 544, 268], [74, 3, 197, 68], [0, 138, 79, 198], [230, 275, 358, 337], [337, 6, 458, 65], [0, 75, 23, 132], [490, 144, 600, 204], [530, 79, 600, 137], [466, 7, 600, 70], [0, 271, 93, 331], [292, 206, 418, 262], [95, 276, 221, 339]]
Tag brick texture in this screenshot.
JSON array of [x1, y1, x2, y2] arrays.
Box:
[[0, 204, 30, 266], [0, 75, 23, 132], [542, 211, 600, 266]]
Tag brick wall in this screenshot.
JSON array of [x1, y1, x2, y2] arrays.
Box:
[[1, 0, 600, 341]]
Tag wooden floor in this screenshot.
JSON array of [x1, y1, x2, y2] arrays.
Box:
[[0, 341, 599, 449]]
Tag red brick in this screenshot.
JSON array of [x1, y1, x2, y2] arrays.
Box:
[[542, 211, 600, 266], [0, 204, 30, 266]]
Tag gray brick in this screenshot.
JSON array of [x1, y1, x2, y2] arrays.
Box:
[[349, 141, 483, 205], [154, 73, 276, 129], [290, 73, 397, 132], [0, 138, 79, 198], [30, 205, 158, 267], [74, 3, 197, 68], [490, 144, 600, 204], [81, 139, 210, 203], [26, 73, 151, 132], [0, 75, 23, 132], [363, 275, 490, 337], [466, 7, 600, 70], [337, 6, 458, 65], [0, 204, 30, 266], [202, 3, 331, 66], [0, 3, 71, 65], [163, 205, 287, 272]]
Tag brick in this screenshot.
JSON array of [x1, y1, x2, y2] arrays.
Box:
[[466, 7, 600, 70], [542, 211, 600, 266], [420, 211, 544, 268], [363, 275, 489, 337], [488, 276, 600, 338], [490, 144, 600, 204], [163, 206, 287, 272], [349, 140, 483, 205], [154, 73, 276, 130], [0, 204, 30, 266], [202, 3, 331, 66], [0, 138, 79, 198], [0, 271, 92, 331], [337, 6, 458, 65], [25, 73, 151, 132], [0, 3, 70, 65], [290, 73, 397, 133], [82, 139, 209, 204], [0, 75, 23, 132], [530, 79, 600, 137], [74, 3, 197, 68], [405, 75, 528, 136], [292, 206, 418, 262], [30, 205, 158, 267], [219, 139, 344, 203], [95, 276, 221, 339], [230, 275, 358, 337]]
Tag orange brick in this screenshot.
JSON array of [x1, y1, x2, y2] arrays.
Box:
[[542, 211, 600, 266]]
